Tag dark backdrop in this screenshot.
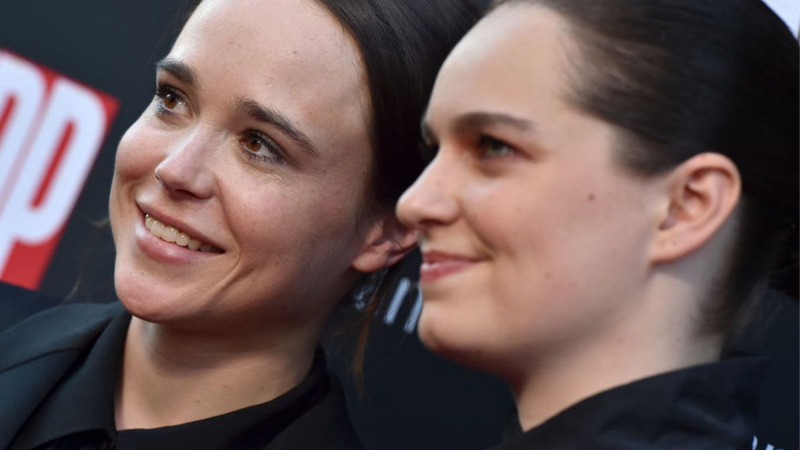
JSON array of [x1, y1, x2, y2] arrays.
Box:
[[0, 2, 796, 450]]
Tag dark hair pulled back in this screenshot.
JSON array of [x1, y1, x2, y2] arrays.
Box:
[[311, 0, 487, 379], [495, 0, 799, 337]]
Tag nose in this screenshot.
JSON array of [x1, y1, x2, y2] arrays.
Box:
[[396, 151, 460, 231], [154, 130, 217, 200]]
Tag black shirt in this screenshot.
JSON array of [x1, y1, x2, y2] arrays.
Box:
[[6, 304, 363, 450], [490, 357, 767, 450]]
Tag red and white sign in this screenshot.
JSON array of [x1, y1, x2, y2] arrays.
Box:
[[0, 50, 118, 290]]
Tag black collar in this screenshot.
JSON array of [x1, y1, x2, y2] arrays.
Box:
[[494, 357, 767, 450], [11, 308, 331, 450]]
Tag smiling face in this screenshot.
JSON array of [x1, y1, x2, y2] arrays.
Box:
[[397, 5, 663, 375], [110, 0, 377, 333]]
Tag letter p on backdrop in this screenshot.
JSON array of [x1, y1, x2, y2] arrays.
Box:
[[0, 50, 118, 290]]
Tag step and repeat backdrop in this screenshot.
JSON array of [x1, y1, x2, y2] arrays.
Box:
[[0, 1, 797, 450]]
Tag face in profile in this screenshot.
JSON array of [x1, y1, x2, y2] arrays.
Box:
[[109, 0, 377, 331], [397, 5, 662, 374]]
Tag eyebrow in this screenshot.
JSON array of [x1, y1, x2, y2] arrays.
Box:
[[453, 111, 533, 134], [421, 111, 534, 143], [236, 97, 319, 157], [154, 58, 317, 157], [155, 58, 199, 87]]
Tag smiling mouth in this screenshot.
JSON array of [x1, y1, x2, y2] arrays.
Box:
[[144, 214, 223, 253], [419, 251, 481, 283]]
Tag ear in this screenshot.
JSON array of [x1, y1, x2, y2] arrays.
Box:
[[351, 211, 418, 273], [650, 153, 741, 263]]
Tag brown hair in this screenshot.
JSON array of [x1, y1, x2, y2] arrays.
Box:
[[494, 0, 799, 338], [311, 0, 486, 385]]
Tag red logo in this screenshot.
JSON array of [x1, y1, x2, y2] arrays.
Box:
[[0, 50, 119, 290]]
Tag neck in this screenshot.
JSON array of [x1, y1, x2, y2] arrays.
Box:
[[510, 288, 722, 432], [115, 316, 318, 430]]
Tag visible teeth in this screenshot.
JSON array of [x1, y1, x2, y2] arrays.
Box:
[[162, 226, 177, 243], [150, 220, 165, 238], [144, 214, 218, 253], [176, 232, 190, 247], [188, 239, 202, 251]]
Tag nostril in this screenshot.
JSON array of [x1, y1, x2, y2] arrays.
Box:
[[152, 149, 217, 200]]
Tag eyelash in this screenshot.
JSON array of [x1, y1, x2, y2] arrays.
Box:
[[419, 135, 515, 163], [154, 82, 186, 116], [239, 131, 285, 165], [476, 135, 516, 159]]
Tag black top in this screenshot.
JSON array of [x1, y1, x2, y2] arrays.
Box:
[[1, 302, 364, 450], [490, 358, 767, 450]]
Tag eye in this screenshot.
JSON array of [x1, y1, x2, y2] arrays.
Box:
[[162, 91, 180, 110], [239, 131, 284, 164], [478, 136, 515, 159], [243, 136, 263, 152], [154, 83, 187, 115]]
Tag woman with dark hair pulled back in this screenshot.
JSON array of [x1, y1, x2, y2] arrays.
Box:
[[0, 0, 485, 449], [397, 0, 798, 448]]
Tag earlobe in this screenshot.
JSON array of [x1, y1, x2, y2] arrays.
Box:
[[351, 213, 418, 273], [650, 153, 741, 263]]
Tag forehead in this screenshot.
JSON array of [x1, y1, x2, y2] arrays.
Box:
[[179, 0, 358, 74], [170, 0, 367, 145], [428, 4, 575, 126]]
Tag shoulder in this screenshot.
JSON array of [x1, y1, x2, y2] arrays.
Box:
[[0, 282, 60, 333], [0, 302, 124, 448], [268, 377, 365, 450], [0, 301, 123, 372]]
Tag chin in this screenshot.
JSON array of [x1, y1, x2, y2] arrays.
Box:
[[417, 303, 468, 352], [116, 289, 168, 324], [416, 315, 446, 353], [417, 307, 496, 373], [114, 268, 181, 325]]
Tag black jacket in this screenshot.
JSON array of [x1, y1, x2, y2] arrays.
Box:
[[490, 358, 768, 450], [0, 302, 364, 450]]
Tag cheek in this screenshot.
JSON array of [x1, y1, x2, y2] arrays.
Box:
[[219, 190, 365, 320], [223, 179, 362, 274], [460, 170, 651, 350], [463, 174, 577, 277], [113, 120, 161, 184], [471, 166, 644, 280], [110, 122, 157, 235]]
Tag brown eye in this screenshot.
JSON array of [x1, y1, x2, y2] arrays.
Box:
[[238, 131, 283, 164], [163, 92, 179, 110], [244, 136, 263, 152], [154, 83, 185, 113]]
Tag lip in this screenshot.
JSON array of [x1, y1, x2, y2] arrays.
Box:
[[419, 250, 481, 283], [134, 204, 224, 264]]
